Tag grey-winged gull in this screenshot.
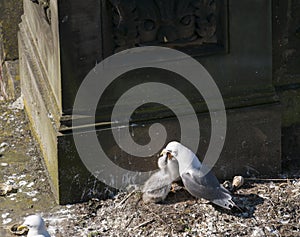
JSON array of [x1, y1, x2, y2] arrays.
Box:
[[162, 141, 237, 210], [17, 214, 50, 237]]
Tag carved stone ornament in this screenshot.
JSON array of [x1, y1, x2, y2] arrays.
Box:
[[109, 0, 225, 53], [30, 0, 51, 24]]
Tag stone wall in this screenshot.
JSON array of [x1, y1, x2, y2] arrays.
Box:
[[14, 0, 300, 204], [18, 0, 284, 204], [0, 0, 23, 99], [273, 0, 300, 170]]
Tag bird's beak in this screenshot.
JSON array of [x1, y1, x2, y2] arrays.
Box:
[[17, 225, 28, 231], [160, 149, 167, 156], [160, 149, 173, 159]]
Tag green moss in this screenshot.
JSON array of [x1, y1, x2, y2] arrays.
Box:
[[88, 232, 101, 237]]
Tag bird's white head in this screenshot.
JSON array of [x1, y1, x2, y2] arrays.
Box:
[[161, 141, 180, 158], [161, 141, 201, 174], [157, 153, 168, 169], [17, 215, 48, 236]]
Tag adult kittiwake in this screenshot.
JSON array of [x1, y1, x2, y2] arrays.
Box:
[[162, 141, 237, 210], [17, 214, 50, 237]]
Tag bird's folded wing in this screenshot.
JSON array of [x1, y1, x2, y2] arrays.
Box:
[[142, 171, 172, 193], [181, 171, 231, 201]]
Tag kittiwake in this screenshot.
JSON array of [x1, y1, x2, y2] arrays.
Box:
[[17, 214, 50, 237], [142, 153, 180, 203], [162, 141, 237, 210]]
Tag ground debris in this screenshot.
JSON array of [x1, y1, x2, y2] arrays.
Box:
[[0, 183, 17, 196], [1, 100, 300, 237], [54, 178, 299, 237]]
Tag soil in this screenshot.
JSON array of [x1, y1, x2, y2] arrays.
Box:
[[0, 98, 299, 237]]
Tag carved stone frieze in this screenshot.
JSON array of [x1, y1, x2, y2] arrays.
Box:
[[109, 0, 226, 54], [30, 0, 51, 24]]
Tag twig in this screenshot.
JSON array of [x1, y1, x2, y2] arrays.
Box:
[[244, 178, 291, 182], [125, 215, 135, 229], [292, 192, 300, 199], [134, 194, 142, 208], [235, 222, 248, 228], [116, 190, 136, 208], [143, 205, 174, 234], [133, 219, 155, 230], [124, 194, 143, 229]]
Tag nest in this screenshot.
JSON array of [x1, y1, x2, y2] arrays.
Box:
[[9, 224, 28, 236]]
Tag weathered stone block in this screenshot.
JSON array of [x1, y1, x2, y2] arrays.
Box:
[[273, 0, 300, 169], [0, 0, 23, 99], [19, 0, 281, 204], [0, 0, 23, 60], [57, 104, 281, 204]]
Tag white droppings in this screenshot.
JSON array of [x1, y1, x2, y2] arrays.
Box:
[[17, 174, 26, 179], [0, 142, 8, 148], [47, 113, 53, 119], [2, 218, 12, 225], [18, 180, 27, 186], [251, 227, 265, 237], [26, 190, 39, 197], [27, 182, 35, 188], [1, 213, 10, 219], [5, 180, 14, 185], [8, 95, 24, 110]]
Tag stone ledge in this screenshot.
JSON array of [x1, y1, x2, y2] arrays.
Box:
[[57, 103, 281, 204]]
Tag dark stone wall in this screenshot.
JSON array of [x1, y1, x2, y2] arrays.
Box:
[[0, 0, 23, 99], [273, 0, 300, 170], [58, 0, 103, 114], [17, 0, 295, 203], [0, 0, 23, 60]]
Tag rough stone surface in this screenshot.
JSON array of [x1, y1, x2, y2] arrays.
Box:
[[272, 0, 300, 167], [56, 104, 281, 204], [0, 0, 22, 99], [0, 0, 23, 60], [2, 60, 20, 99]]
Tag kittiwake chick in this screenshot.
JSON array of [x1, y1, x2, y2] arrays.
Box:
[[17, 214, 50, 237], [142, 153, 179, 203], [162, 141, 237, 210]]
